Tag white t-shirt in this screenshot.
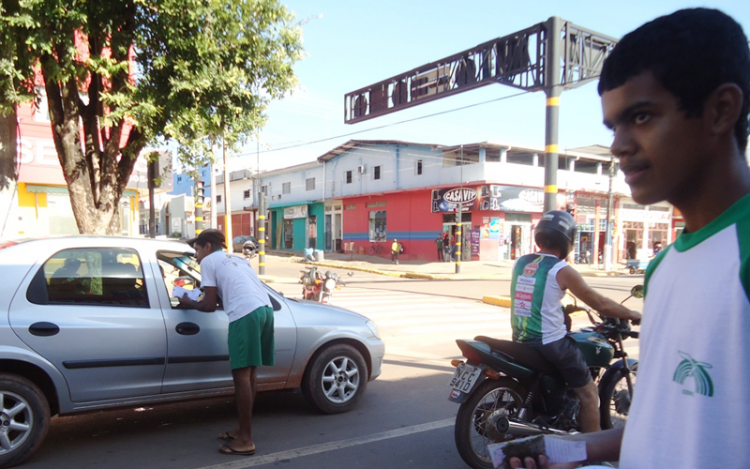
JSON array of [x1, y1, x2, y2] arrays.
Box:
[[199, 250, 272, 322], [620, 193, 750, 468]]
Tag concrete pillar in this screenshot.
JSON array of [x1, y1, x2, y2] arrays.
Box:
[[500, 148, 507, 163], [479, 148, 486, 163]]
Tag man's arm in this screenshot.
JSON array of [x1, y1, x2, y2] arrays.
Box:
[[557, 266, 641, 321], [178, 286, 218, 312]]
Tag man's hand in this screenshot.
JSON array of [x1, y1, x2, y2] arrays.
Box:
[[628, 310, 642, 325], [177, 293, 195, 308]]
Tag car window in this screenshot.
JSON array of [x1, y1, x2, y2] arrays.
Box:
[[157, 251, 203, 308], [27, 248, 149, 307]]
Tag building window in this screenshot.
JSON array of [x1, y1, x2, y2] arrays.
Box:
[[260, 185, 268, 195], [306, 178, 315, 191], [243, 190, 250, 199], [33, 87, 50, 122], [369, 211, 387, 242], [346, 171, 352, 184], [416, 160, 423, 175], [283, 182, 291, 194], [217, 195, 222, 203], [177, 175, 183, 183], [373, 166, 381, 180]]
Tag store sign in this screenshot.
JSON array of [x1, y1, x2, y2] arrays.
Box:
[[284, 205, 308, 219], [620, 208, 671, 223], [481, 185, 545, 212], [431, 187, 478, 212]]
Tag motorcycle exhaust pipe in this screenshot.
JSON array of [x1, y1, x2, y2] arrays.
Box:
[[495, 417, 570, 437]]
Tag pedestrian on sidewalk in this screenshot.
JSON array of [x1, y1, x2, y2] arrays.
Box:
[[442, 232, 451, 262], [391, 239, 401, 264], [435, 235, 444, 261], [180, 229, 274, 456]]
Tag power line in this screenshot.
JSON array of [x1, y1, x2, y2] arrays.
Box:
[[234, 89, 535, 157]]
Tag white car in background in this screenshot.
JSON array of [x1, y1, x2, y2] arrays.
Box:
[[0, 236, 384, 468]]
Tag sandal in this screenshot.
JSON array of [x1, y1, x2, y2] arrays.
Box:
[[218, 443, 256, 456], [218, 430, 236, 441]]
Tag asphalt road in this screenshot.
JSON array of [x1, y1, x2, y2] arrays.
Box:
[[21, 259, 643, 469]]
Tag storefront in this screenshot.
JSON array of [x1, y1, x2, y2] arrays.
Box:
[[268, 202, 325, 252], [341, 184, 554, 262], [619, 201, 672, 260]]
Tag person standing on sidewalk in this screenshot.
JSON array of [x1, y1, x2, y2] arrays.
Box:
[[435, 235, 444, 261], [180, 229, 274, 456], [442, 232, 451, 262], [391, 239, 401, 264]]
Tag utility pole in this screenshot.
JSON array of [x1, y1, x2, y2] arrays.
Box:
[[543, 16, 562, 213], [222, 134, 232, 249], [603, 156, 615, 271], [147, 157, 158, 238]]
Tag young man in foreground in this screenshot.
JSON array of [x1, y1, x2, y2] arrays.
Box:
[[509, 7, 750, 469], [181, 229, 275, 456]]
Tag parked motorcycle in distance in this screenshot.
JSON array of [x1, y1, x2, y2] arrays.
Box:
[[299, 267, 352, 303], [242, 238, 258, 259], [449, 286, 644, 469]]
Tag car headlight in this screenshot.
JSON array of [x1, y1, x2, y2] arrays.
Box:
[[366, 320, 381, 339]]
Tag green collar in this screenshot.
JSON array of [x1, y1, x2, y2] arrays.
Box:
[[673, 192, 750, 252]]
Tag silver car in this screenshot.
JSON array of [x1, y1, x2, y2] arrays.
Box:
[[0, 236, 384, 468]]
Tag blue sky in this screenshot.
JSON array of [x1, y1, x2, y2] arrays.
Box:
[[228, 0, 750, 172]]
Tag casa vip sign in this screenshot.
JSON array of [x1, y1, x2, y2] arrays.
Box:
[[431, 188, 478, 212]]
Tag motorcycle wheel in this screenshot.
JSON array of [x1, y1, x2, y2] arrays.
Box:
[[600, 362, 638, 429], [454, 378, 525, 469]]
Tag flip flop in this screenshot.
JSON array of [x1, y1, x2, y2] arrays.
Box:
[[218, 431, 236, 441], [218, 443, 256, 456]]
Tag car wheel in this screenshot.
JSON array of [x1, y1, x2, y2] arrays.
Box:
[[301, 344, 368, 414], [0, 374, 51, 468]]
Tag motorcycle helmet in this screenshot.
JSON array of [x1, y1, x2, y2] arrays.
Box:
[[534, 210, 576, 258]]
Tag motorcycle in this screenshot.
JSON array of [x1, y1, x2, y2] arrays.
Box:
[[243, 238, 258, 259], [299, 267, 352, 303], [449, 285, 644, 469]]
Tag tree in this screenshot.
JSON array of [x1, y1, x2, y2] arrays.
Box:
[[0, 0, 302, 234]]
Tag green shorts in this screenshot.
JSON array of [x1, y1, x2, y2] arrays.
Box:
[[227, 306, 275, 370]]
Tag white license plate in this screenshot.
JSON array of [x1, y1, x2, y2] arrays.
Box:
[[449, 363, 482, 393]]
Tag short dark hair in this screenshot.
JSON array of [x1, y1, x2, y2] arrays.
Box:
[[535, 231, 569, 258], [598, 8, 750, 151]]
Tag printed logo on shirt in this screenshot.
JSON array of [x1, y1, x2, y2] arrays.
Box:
[[517, 276, 536, 286], [514, 291, 533, 302], [513, 299, 532, 317], [673, 351, 714, 397], [516, 283, 535, 294], [523, 262, 539, 277]]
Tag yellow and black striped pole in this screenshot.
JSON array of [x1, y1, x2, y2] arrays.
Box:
[[258, 190, 266, 275], [543, 16, 562, 213], [194, 180, 204, 235]]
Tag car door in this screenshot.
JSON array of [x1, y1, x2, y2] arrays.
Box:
[[9, 247, 168, 403], [154, 251, 297, 394]]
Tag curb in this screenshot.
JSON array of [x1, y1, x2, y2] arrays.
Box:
[[482, 295, 512, 308]]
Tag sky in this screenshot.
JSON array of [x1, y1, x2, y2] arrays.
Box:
[[226, 0, 750, 173]]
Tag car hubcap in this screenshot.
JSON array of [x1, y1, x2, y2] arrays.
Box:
[[322, 356, 360, 404], [0, 391, 33, 454]]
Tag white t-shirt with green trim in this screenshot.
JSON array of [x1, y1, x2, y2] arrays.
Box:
[[620, 193, 750, 468]]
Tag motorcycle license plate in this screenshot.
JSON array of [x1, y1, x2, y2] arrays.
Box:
[[449, 363, 483, 395]]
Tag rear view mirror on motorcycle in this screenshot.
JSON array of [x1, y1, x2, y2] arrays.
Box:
[[631, 285, 645, 299]]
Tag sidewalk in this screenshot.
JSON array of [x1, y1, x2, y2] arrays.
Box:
[[271, 250, 630, 281]]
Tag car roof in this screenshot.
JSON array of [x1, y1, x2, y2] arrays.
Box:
[[0, 236, 195, 259]]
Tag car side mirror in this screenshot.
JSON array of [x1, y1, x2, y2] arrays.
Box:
[[631, 285, 645, 299], [348, 271, 354, 277]]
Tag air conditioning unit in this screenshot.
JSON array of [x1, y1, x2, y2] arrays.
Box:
[[357, 165, 366, 174]]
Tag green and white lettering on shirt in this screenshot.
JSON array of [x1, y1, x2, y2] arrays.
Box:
[[620, 193, 750, 469], [510, 253, 568, 345]]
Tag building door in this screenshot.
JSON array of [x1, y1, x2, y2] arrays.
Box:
[[325, 214, 332, 251], [283, 219, 294, 249]]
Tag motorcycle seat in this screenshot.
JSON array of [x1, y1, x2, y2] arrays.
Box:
[[474, 336, 561, 378]]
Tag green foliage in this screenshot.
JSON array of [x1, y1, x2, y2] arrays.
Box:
[[0, 0, 302, 232]]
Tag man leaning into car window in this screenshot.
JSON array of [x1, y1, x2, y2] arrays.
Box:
[[180, 229, 274, 457]]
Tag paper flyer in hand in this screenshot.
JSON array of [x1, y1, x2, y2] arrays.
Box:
[[173, 286, 201, 301], [488, 435, 586, 468]]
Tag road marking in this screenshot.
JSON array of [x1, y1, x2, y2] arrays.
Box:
[[193, 418, 455, 469]]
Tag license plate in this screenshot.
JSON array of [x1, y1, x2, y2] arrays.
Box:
[[449, 363, 483, 394]]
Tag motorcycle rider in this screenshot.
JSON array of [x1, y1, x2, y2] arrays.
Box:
[[510, 210, 641, 433]]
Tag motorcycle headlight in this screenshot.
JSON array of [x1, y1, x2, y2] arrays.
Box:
[[366, 320, 381, 339], [324, 278, 336, 290]]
